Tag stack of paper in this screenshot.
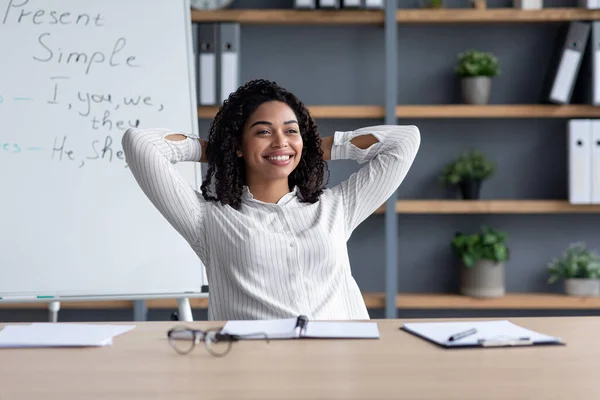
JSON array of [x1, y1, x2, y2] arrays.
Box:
[[0, 323, 135, 348]]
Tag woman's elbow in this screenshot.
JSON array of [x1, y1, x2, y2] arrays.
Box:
[[406, 125, 421, 146], [397, 125, 421, 156], [121, 127, 139, 154]]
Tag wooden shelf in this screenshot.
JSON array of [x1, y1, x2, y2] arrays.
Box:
[[200, 105, 600, 119], [198, 105, 385, 119], [374, 200, 600, 214], [364, 293, 600, 309], [4, 293, 600, 310], [397, 8, 600, 23], [189, 8, 600, 25], [191, 9, 384, 24], [396, 105, 600, 118]]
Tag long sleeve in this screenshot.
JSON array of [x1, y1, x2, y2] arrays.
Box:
[[330, 125, 421, 238], [121, 127, 207, 249]]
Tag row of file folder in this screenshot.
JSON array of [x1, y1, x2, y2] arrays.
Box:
[[546, 21, 600, 105], [294, 0, 383, 8], [579, 0, 600, 8], [191, 22, 240, 106], [568, 119, 600, 204]]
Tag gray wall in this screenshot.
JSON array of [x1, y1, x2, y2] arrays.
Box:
[[5, 0, 600, 322]]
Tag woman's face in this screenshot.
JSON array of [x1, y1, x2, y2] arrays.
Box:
[[238, 100, 303, 185]]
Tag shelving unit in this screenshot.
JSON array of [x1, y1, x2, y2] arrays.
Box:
[[190, 6, 600, 319]]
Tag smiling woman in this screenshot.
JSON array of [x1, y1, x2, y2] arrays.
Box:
[[121, 79, 421, 321], [234, 101, 305, 204]]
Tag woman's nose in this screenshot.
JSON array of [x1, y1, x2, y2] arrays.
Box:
[[271, 131, 288, 147]]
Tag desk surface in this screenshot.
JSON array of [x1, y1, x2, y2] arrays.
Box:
[[0, 316, 598, 400]]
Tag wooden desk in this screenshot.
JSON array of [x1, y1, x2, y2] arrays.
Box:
[[0, 317, 598, 399]]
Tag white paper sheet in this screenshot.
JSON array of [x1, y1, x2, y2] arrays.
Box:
[[305, 321, 380, 339], [0, 323, 135, 348]]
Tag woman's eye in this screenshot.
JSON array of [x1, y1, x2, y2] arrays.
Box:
[[257, 130, 269, 135], [287, 129, 298, 134]]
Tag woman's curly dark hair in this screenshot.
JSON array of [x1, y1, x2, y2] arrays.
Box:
[[200, 79, 329, 210]]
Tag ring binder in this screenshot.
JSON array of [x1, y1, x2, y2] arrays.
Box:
[[294, 315, 308, 337], [220, 316, 380, 340]]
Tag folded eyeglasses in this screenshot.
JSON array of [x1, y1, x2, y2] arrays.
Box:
[[167, 325, 270, 357]]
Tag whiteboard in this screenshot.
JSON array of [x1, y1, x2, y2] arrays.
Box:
[[0, 0, 206, 301]]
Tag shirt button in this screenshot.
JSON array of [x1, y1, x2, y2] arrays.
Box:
[[290, 242, 295, 248]]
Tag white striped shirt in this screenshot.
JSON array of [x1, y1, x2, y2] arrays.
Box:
[[122, 125, 420, 321]]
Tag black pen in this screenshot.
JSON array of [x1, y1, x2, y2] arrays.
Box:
[[447, 328, 477, 342]]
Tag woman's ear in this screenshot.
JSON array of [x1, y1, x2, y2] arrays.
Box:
[[236, 150, 243, 157]]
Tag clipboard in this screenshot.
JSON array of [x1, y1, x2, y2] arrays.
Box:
[[400, 320, 565, 349]]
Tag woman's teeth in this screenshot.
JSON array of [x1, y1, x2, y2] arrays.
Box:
[[267, 155, 291, 161]]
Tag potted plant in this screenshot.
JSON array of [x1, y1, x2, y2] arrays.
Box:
[[439, 150, 495, 199], [547, 242, 600, 297], [454, 49, 500, 105], [451, 225, 509, 298], [420, 0, 444, 8]]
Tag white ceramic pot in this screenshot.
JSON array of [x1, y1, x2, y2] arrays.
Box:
[[461, 76, 492, 105], [513, 0, 543, 10], [564, 278, 600, 297]]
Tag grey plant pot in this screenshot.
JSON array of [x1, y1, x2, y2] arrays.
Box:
[[460, 259, 505, 298], [564, 278, 600, 297], [461, 76, 492, 105]]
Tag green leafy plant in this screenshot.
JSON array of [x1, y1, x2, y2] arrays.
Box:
[[451, 225, 509, 268], [422, 0, 444, 7], [455, 49, 500, 78], [547, 242, 600, 284], [439, 150, 495, 185]]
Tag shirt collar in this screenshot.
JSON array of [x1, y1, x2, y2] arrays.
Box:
[[242, 186, 300, 206]]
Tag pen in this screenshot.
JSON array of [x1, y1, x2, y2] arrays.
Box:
[[447, 328, 477, 342]]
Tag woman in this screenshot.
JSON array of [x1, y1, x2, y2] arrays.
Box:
[[122, 79, 420, 321]]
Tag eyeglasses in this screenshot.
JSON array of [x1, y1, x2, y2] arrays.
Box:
[[167, 325, 270, 357]]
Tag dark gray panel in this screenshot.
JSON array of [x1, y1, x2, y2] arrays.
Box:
[[239, 25, 385, 105], [396, 23, 570, 105], [393, 214, 600, 293], [394, 118, 569, 200]]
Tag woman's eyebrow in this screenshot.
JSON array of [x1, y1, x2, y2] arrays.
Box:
[[250, 120, 298, 128], [250, 120, 272, 128]]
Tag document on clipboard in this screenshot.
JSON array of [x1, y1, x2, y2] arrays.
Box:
[[400, 320, 564, 349]]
